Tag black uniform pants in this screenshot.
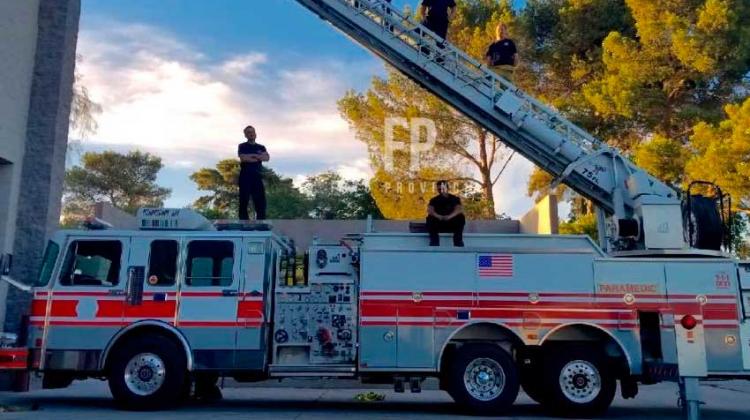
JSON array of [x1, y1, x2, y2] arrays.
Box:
[[427, 214, 465, 246], [239, 177, 267, 220], [423, 18, 449, 40]]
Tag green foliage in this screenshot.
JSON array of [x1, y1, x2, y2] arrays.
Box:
[[190, 160, 309, 219], [559, 213, 599, 240], [190, 161, 383, 220], [583, 0, 750, 138], [633, 134, 690, 188], [303, 171, 383, 220], [516, 0, 750, 229], [63, 151, 171, 224], [728, 214, 749, 258], [686, 98, 750, 211]]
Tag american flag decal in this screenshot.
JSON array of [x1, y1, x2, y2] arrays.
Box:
[[477, 254, 514, 277]]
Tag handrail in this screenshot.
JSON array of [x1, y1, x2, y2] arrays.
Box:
[[342, 0, 605, 154]]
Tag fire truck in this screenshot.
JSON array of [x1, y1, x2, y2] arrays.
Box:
[[1, 0, 749, 418], [1, 208, 749, 418]]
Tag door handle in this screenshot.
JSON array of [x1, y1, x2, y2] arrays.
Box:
[[222, 289, 239, 297], [109, 289, 126, 296]]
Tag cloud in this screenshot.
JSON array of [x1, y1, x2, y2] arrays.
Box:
[[336, 158, 373, 181], [219, 53, 268, 78], [491, 156, 535, 218], [76, 19, 369, 181], [75, 18, 541, 218]]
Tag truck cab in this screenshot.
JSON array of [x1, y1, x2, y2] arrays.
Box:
[[18, 209, 294, 406]]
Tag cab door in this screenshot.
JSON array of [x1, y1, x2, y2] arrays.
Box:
[[43, 236, 129, 369], [176, 237, 242, 370], [235, 238, 269, 369], [125, 237, 180, 323]]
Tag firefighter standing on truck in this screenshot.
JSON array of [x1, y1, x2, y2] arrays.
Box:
[[238, 125, 270, 220]]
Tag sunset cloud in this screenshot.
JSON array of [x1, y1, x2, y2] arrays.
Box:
[[74, 18, 535, 217]]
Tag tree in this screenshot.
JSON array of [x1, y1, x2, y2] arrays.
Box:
[[191, 161, 385, 220], [190, 160, 310, 219], [585, 0, 750, 140], [559, 213, 599, 240], [338, 0, 517, 220], [517, 0, 750, 241], [70, 70, 102, 139], [303, 172, 383, 220], [68, 56, 103, 162], [684, 97, 750, 211], [63, 151, 171, 222], [518, 0, 638, 215]]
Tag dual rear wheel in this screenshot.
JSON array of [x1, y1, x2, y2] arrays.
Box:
[[445, 344, 616, 417], [523, 346, 616, 417]]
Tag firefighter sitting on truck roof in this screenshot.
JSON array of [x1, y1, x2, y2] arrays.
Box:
[[427, 180, 465, 247]]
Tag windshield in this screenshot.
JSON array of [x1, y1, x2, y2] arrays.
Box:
[[36, 240, 60, 287]]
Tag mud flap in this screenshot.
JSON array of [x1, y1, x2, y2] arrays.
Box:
[[0, 348, 30, 392]]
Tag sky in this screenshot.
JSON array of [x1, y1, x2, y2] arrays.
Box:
[[76, 0, 538, 218]]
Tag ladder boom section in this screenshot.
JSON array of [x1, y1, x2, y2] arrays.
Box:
[[296, 0, 684, 250]]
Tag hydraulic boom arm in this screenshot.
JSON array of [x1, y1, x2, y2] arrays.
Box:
[[295, 0, 687, 252]]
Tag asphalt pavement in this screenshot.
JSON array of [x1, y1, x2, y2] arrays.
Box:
[[1, 379, 749, 419]]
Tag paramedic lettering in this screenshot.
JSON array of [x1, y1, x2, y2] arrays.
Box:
[[477, 254, 514, 277]]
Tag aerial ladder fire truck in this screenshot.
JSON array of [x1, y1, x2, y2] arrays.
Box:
[[1, 1, 749, 418]]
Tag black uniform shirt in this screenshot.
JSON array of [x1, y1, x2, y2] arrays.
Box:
[[422, 0, 456, 24], [486, 39, 517, 66], [238, 142, 267, 179], [429, 193, 461, 216]]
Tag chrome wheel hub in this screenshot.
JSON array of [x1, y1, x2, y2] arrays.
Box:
[[124, 353, 166, 396], [559, 360, 601, 404], [463, 357, 506, 401]]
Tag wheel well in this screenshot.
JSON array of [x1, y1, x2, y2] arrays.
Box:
[[438, 322, 525, 385], [101, 323, 193, 373], [540, 323, 631, 377]]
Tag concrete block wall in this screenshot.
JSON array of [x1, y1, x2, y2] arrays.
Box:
[[519, 194, 559, 235], [1, 0, 80, 333]]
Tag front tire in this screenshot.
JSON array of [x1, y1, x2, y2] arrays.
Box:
[[445, 343, 519, 415], [542, 346, 616, 417], [107, 335, 187, 410]]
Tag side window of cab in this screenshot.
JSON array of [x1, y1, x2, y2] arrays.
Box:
[[185, 240, 234, 287], [58, 240, 123, 287]]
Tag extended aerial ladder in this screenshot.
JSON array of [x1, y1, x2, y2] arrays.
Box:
[[294, 0, 730, 255]]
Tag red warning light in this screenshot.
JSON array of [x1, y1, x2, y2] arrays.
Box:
[[680, 314, 698, 330]]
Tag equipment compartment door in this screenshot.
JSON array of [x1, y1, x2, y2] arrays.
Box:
[[665, 262, 738, 373], [177, 238, 242, 370], [739, 263, 750, 319], [397, 306, 434, 367]]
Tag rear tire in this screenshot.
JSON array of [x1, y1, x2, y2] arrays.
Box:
[[107, 334, 187, 410], [445, 343, 519, 415], [542, 346, 615, 418]]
